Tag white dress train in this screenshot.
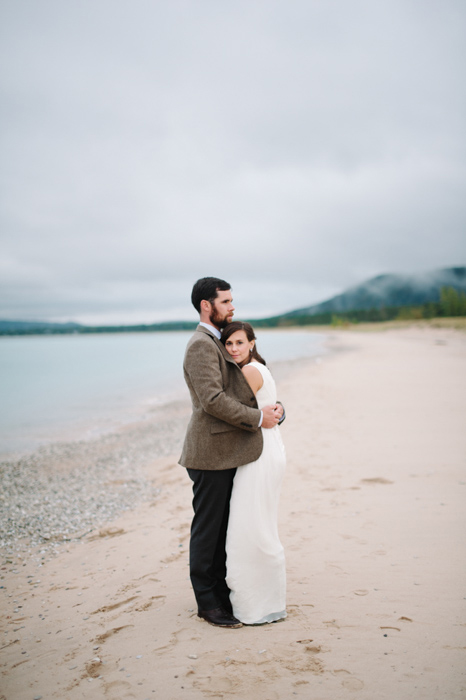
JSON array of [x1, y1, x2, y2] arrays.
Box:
[[226, 361, 287, 624]]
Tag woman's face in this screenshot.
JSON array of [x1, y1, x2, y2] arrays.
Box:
[[224, 329, 254, 365]]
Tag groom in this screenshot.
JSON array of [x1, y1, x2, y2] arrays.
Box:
[[179, 277, 283, 628]]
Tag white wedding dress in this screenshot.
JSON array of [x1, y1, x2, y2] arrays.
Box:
[[226, 361, 287, 624]]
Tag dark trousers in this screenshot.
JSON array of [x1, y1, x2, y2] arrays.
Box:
[[187, 467, 237, 612]]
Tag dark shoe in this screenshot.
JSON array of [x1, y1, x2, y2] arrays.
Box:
[[197, 607, 243, 628]]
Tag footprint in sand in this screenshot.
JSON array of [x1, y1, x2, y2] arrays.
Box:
[[193, 647, 323, 698], [334, 669, 364, 691], [102, 679, 133, 699], [296, 642, 323, 654], [84, 658, 103, 679], [342, 677, 365, 691], [137, 571, 161, 583], [380, 626, 401, 632], [160, 551, 184, 564], [94, 626, 133, 644], [87, 527, 125, 541], [323, 619, 340, 628], [172, 627, 202, 644], [360, 477, 393, 485], [277, 647, 324, 675], [91, 596, 139, 614], [325, 563, 345, 572], [286, 604, 315, 619], [193, 675, 234, 694]]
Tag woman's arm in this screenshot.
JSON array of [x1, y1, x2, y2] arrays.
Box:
[[242, 364, 264, 395]]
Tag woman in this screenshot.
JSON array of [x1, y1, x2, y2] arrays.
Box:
[[221, 321, 287, 624]]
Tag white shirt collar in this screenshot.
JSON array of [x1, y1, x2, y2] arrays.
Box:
[[199, 322, 222, 340]]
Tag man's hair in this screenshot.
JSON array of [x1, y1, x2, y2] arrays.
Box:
[[191, 277, 231, 313]]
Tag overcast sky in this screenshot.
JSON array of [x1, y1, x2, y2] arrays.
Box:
[[1, 0, 465, 324]]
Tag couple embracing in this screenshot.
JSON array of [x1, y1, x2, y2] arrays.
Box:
[[179, 277, 287, 629]]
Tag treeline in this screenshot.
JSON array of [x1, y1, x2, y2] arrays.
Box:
[[2, 287, 466, 336], [0, 320, 197, 336], [76, 321, 197, 334], [252, 287, 466, 328]]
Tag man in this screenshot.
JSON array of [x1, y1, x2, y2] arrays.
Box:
[[179, 277, 283, 629]]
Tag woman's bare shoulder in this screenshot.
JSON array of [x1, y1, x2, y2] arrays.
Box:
[[242, 363, 264, 392]]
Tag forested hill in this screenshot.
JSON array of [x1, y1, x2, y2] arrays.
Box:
[[281, 267, 466, 318], [1, 266, 465, 335]]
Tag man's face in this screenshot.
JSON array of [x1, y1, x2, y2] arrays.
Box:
[[209, 289, 235, 329]]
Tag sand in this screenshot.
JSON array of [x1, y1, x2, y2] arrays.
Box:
[[1, 326, 465, 700]]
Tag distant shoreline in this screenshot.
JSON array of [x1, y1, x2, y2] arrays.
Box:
[[0, 329, 326, 460], [2, 315, 465, 338]]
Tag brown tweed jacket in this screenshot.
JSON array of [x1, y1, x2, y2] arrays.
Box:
[[179, 325, 263, 470]]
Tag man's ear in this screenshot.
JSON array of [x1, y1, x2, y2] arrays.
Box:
[[200, 299, 211, 313]]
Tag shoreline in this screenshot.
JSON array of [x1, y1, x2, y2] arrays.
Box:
[[0, 398, 191, 561], [1, 326, 465, 699], [0, 327, 326, 460], [0, 350, 326, 562]]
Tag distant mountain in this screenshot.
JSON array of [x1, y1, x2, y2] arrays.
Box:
[[2, 266, 465, 335], [282, 267, 466, 318]]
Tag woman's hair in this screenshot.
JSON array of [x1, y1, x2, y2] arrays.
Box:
[[221, 321, 266, 367]]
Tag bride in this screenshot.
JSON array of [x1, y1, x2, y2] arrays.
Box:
[[221, 321, 287, 624]]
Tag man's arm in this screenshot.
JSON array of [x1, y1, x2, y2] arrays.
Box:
[[276, 401, 286, 425], [184, 336, 262, 431]]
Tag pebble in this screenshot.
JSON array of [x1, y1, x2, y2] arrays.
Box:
[[0, 403, 189, 558], [188, 654, 197, 659]]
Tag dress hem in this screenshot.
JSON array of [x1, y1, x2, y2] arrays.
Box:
[[242, 610, 287, 626]]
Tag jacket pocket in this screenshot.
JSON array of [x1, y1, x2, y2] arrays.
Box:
[[210, 419, 238, 434]]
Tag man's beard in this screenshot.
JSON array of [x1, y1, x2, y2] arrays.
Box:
[[209, 308, 232, 329]]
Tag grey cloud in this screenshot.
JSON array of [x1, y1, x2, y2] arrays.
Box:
[[1, 0, 465, 323]]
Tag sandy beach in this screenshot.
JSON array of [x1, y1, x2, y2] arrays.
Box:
[[1, 326, 465, 700]]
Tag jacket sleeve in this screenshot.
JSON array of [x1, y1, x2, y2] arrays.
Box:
[[276, 400, 286, 425], [184, 335, 261, 432]]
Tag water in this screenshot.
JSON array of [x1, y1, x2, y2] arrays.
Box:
[[0, 329, 325, 456]]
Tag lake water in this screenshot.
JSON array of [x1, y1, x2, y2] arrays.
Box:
[[0, 329, 325, 457]]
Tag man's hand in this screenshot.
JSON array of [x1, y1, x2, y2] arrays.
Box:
[[261, 404, 281, 429]]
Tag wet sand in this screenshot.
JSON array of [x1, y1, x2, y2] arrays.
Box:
[[1, 326, 465, 699]]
